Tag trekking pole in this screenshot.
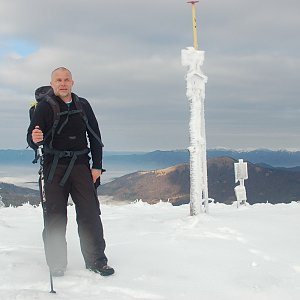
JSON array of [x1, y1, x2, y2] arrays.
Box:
[[37, 144, 56, 294]]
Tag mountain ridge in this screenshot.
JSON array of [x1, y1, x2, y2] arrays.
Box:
[[99, 157, 300, 205]]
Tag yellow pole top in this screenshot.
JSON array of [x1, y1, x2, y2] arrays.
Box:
[[187, 1, 199, 50]]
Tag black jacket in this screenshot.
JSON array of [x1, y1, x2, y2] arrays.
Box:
[[27, 93, 103, 169]]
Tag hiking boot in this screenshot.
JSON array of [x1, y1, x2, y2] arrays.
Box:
[[87, 261, 115, 276], [51, 269, 65, 277]]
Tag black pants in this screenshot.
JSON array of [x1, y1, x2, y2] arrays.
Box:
[[40, 163, 107, 271]]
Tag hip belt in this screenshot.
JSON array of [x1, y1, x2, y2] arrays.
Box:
[[44, 146, 90, 186]]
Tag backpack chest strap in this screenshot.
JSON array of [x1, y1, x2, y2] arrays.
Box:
[[56, 109, 82, 135]]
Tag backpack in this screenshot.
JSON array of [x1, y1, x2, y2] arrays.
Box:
[[30, 86, 103, 153], [29, 86, 104, 186]]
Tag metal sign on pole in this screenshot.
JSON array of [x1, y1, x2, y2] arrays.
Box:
[[182, 1, 209, 215], [234, 159, 248, 207], [234, 159, 248, 183]]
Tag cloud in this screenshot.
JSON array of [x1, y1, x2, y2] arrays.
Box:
[[0, 0, 299, 150]]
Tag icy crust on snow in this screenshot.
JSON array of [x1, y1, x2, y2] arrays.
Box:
[[182, 47, 209, 214], [0, 201, 300, 300]]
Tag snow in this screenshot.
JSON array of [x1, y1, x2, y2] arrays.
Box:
[[1, 200, 300, 299]]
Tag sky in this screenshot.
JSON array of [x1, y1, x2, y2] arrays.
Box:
[[0, 0, 299, 151]]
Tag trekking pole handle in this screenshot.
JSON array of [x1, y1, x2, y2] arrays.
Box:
[[37, 144, 44, 157]]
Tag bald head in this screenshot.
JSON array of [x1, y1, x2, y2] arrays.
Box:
[[50, 67, 74, 102], [51, 67, 72, 81]]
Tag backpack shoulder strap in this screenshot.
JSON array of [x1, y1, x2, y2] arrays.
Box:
[[43, 96, 61, 148], [45, 96, 60, 121], [73, 94, 84, 116], [73, 94, 104, 147]]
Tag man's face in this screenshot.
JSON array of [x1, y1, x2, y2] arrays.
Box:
[[51, 69, 74, 101]]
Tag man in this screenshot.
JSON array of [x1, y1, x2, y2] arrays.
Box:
[[27, 67, 114, 277]]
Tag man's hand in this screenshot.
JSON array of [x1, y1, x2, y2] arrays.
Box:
[[32, 126, 44, 144], [91, 168, 102, 183]]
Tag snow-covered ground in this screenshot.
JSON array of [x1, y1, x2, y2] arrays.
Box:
[[0, 200, 300, 300]]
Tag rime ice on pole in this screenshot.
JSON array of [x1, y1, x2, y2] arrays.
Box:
[[182, 47, 209, 215]]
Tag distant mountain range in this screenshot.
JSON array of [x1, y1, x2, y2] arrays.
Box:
[[1, 156, 300, 207], [103, 149, 300, 168], [1, 149, 300, 207], [2, 148, 300, 168], [99, 157, 300, 205]]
